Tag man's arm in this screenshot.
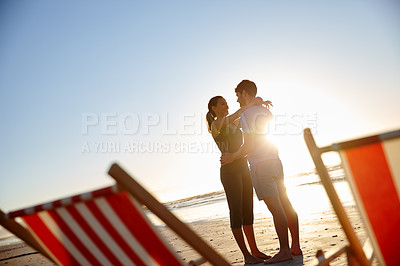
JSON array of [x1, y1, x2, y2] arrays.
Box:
[[220, 133, 255, 165]]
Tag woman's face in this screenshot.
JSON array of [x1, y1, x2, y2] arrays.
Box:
[[212, 98, 229, 117]]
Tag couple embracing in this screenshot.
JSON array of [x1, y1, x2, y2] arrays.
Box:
[[206, 80, 302, 264]]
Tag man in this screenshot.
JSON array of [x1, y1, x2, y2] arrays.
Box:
[[221, 80, 301, 264]]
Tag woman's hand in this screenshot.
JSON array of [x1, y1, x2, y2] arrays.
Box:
[[253, 97, 273, 109], [263, 100, 273, 109], [253, 97, 264, 105]]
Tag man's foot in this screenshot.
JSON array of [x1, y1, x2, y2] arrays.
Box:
[[244, 255, 264, 264], [263, 250, 293, 264], [290, 246, 302, 256], [252, 250, 271, 260]]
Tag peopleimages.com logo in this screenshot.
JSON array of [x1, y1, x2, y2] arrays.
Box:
[[80, 112, 318, 153], [81, 112, 318, 136], [81, 112, 206, 135]]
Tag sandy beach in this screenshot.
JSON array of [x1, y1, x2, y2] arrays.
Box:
[[0, 204, 372, 266]]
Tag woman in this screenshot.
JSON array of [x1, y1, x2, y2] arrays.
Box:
[[206, 95, 271, 264]]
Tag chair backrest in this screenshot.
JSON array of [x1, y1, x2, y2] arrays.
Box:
[[6, 186, 183, 266], [304, 128, 400, 266], [338, 132, 400, 265], [107, 163, 230, 266]]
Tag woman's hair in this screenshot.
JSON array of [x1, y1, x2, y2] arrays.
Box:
[[206, 96, 223, 133]]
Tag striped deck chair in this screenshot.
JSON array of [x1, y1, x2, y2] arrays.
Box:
[[303, 128, 400, 266], [0, 163, 230, 266]]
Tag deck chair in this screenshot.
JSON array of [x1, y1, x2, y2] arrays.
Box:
[[0, 163, 230, 266], [303, 128, 400, 266]]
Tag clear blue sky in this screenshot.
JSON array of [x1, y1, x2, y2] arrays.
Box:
[[1, 0, 399, 211]]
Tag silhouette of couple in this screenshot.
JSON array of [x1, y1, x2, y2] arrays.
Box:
[[206, 80, 302, 264]]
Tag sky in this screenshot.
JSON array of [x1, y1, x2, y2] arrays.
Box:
[[1, 0, 399, 212]]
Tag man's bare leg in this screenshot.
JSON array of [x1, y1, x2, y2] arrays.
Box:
[[284, 203, 302, 255], [262, 196, 293, 264], [231, 228, 264, 264], [277, 180, 302, 255], [243, 224, 271, 259]]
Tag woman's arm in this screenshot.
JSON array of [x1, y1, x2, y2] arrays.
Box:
[[211, 97, 264, 137], [232, 100, 272, 130]]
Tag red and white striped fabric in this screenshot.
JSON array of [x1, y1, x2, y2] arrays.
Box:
[[340, 137, 400, 266], [7, 186, 183, 266]]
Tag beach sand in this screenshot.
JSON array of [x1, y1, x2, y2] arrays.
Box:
[[0, 205, 372, 265]]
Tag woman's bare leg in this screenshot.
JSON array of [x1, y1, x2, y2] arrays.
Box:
[[243, 224, 271, 259], [231, 228, 264, 264]]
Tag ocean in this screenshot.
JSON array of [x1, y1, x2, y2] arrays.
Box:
[[0, 165, 355, 246], [147, 165, 355, 225]]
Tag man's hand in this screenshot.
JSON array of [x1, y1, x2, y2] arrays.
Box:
[[221, 153, 235, 165]]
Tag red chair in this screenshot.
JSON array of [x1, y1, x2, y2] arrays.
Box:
[[304, 128, 400, 265], [0, 163, 229, 266]]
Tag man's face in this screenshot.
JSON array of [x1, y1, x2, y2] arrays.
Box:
[[236, 91, 246, 107]]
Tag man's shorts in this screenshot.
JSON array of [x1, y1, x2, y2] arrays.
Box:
[[250, 158, 284, 200]]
